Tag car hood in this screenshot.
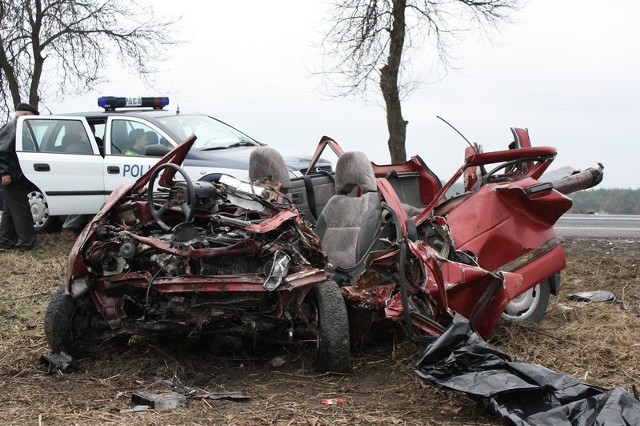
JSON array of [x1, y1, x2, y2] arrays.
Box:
[[185, 145, 328, 172]]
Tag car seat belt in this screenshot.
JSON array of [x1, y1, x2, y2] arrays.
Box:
[[303, 175, 318, 220]]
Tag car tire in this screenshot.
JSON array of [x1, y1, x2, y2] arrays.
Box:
[[44, 285, 104, 357], [307, 280, 351, 373], [28, 189, 60, 232], [501, 278, 551, 324]]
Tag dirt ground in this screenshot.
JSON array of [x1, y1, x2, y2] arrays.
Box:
[[1, 234, 638, 425]]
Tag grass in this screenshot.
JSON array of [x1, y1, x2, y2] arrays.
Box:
[[0, 235, 638, 425]]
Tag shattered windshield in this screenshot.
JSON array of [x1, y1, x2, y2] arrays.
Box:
[[156, 114, 259, 150]]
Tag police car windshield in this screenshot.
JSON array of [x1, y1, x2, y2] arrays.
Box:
[[155, 114, 258, 150]]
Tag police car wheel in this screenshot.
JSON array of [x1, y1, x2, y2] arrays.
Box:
[[28, 189, 60, 232]]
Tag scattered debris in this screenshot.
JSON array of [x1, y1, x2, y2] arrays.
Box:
[[131, 390, 187, 410], [414, 314, 640, 425], [123, 381, 251, 413], [568, 290, 616, 303], [40, 352, 78, 374], [556, 303, 574, 311], [119, 405, 150, 413], [269, 355, 288, 368], [196, 391, 250, 402], [321, 397, 346, 405]]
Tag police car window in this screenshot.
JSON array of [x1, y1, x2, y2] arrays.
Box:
[[59, 121, 93, 154], [90, 122, 105, 141], [156, 114, 257, 150], [20, 121, 40, 152], [111, 120, 163, 156], [16, 120, 50, 152], [18, 119, 91, 154]]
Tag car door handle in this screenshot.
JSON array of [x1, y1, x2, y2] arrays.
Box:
[[107, 166, 120, 174], [33, 163, 50, 172]]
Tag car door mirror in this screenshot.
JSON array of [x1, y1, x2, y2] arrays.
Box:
[[145, 144, 171, 157]]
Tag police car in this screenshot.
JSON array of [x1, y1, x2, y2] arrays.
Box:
[[0, 96, 329, 231]]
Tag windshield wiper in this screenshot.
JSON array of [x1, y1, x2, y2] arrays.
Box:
[[200, 146, 228, 151], [200, 140, 257, 151], [227, 141, 257, 148]]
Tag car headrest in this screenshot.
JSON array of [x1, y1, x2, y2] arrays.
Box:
[[335, 151, 377, 195], [249, 146, 291, 188]]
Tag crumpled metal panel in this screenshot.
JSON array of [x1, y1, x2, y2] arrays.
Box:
[[413, 315, 640, 425]]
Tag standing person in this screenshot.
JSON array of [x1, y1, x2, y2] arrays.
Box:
[[0, 103, 39, 251]]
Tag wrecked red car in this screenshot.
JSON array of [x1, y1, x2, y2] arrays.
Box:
[[298, 128, 602, 340], [44, 128, 602, 372], [44, 136, 351, 373]]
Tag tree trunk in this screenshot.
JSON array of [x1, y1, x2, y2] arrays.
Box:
[[0, 39, 23, 108], [28, 0, 43, 109], [380, 0, 408, 164]]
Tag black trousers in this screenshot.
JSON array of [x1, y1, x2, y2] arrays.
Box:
[[0, 180, 37, 249]]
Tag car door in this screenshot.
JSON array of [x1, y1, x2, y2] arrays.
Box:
[[103, 117, 177, 194], [16, 116, 105, 216]]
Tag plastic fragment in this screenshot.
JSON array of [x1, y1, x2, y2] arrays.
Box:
[[567, 290, 616, 302], [321, 397, 345, 405]]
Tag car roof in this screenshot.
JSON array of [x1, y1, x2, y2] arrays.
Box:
[[56, 108, 262, 147], [61, 108, 182, 120]]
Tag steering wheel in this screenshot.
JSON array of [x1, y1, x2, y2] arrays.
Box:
[[147, 163, 196, 230]]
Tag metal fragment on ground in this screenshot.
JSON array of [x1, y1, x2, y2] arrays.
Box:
[[40, 351, 79, 374], [196, 391, 250, 401], [131, 390, 187, 410], [567, 290, 616, 302]]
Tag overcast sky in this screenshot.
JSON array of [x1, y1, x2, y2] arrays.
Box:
[[50, 0, 639, 189]]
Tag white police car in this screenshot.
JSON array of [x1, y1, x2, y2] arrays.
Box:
[[0, 96, 329, 231]]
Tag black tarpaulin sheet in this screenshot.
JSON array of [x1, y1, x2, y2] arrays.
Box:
[[413, 315, 640, 425]]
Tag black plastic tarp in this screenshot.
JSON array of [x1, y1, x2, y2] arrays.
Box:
[[413, 315, 640, 425]]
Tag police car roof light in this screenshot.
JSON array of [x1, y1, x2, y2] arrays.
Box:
[[98, 96, 169, 111]]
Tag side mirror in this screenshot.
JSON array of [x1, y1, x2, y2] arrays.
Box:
[[145, 144, 171, 157]]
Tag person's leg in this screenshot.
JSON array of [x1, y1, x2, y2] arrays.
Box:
[[0, 196, 18, 249], [63, 214, 86, 229], [6, 182, 37, 250], [62, 214, 89, 237]]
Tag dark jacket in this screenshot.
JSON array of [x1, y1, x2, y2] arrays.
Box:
[[0, 120, 26, 183]]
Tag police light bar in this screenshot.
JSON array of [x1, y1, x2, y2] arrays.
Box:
[[98, 96, 169, 111]]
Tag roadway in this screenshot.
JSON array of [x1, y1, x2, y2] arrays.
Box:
[[554, 214, 640, 238]]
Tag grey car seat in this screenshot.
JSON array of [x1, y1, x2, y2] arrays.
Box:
[[314, 151, 382, 282], [249, 146, 291, 189]]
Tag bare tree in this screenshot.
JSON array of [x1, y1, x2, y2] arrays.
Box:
[[0, 0, 181, 118], [321, 0, 520, 163]]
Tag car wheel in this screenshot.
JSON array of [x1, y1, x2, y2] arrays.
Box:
[[302, 280, 351, 373], [28, 189, 59, 232], [501, 278, 551, 324], [44, 285, 107, 357]]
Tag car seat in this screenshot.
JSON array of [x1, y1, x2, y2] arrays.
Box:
[[314, 151, 382, 279], [60, 133, 78, 152], [145, 131, 159, 145], [249, 146, 291, 189]]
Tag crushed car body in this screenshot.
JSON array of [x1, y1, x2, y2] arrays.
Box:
[[45, 136, 351, 373], [44, 127, 603, 372], [303, 128, 603, 341]]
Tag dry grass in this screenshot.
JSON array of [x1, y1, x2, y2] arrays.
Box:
[[0, 235, 638, 425]]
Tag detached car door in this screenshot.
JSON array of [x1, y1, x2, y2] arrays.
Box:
[[16, 116, 105, 217]]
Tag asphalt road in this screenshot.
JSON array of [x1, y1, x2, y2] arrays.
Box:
[[555, 214, 640, 238]]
